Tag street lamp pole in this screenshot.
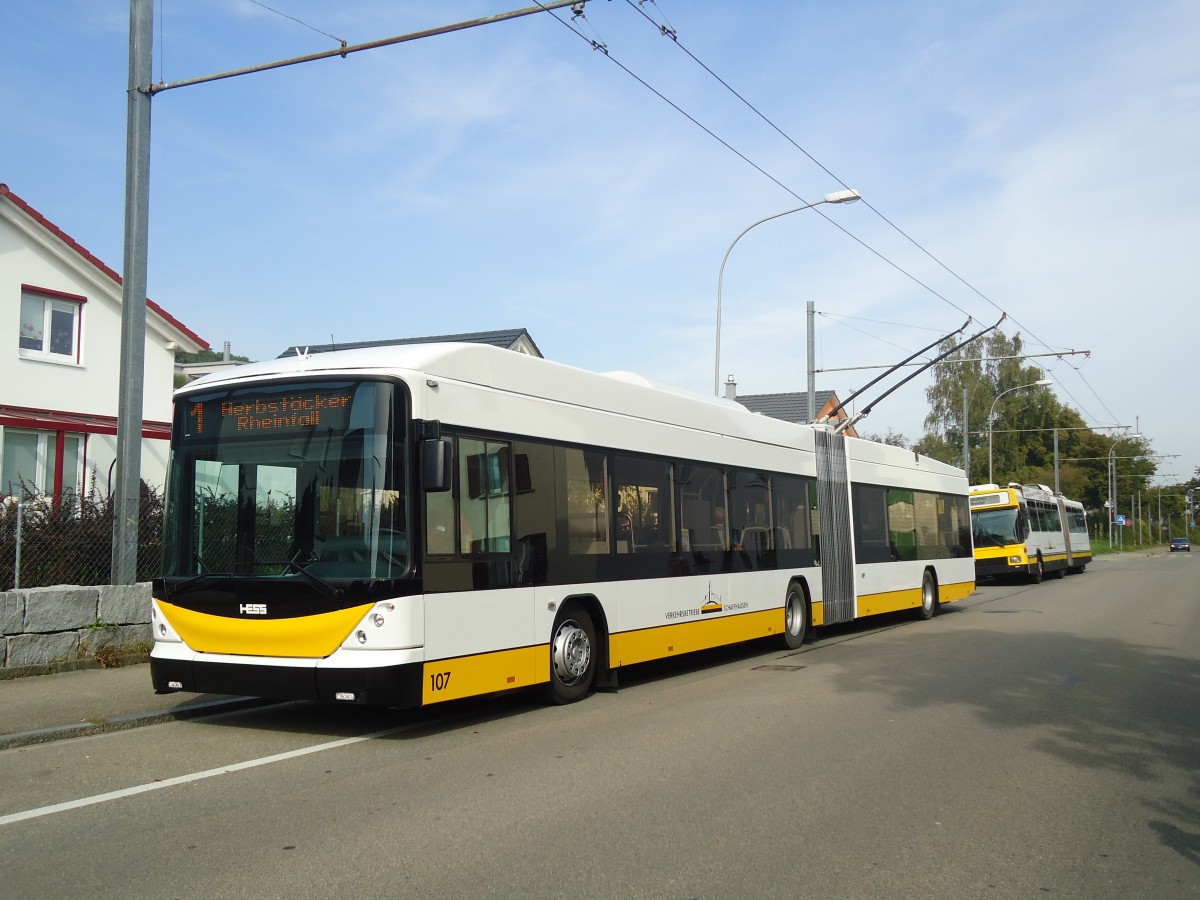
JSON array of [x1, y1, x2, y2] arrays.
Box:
[[987, 379, 1053, 484], [714, 189, 860, 395], [1107, 432, 1141, 548]]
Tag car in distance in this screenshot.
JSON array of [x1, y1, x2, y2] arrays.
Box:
[[1170, 537, 1191, 552]]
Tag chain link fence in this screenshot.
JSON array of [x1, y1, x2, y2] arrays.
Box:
[[0, 484, 164, 591]]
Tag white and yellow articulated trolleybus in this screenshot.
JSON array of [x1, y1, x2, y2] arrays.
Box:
[[969, 482, 1092, 582], [151, 343, 975, 708]]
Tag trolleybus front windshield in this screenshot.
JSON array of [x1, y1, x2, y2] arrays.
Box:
[[161, 379, 409, 589], [971, 506, 1024, 548]]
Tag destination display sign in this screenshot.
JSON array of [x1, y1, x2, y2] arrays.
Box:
[[184, 384, 357, 438]]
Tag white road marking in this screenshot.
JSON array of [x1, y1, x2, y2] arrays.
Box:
[[0, 725, 407, 827]]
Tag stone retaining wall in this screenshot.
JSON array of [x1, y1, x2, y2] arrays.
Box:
[[1, 584, 151, 676]]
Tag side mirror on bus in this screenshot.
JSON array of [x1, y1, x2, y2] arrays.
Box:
[[422, 439, 453, 492]]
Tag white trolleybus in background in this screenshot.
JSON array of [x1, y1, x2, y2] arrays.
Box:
[[151, 343, 975, 709], [969, 482, 1092, 583]]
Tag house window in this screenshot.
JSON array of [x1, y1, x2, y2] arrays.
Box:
[[19, 288, 83, 362], [1, 429, 82, 499]]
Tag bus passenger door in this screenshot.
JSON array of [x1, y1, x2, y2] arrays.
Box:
[[1056, 496, 1074, 567]]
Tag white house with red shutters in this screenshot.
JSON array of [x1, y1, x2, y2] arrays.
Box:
[[0, 183, 208, 500]]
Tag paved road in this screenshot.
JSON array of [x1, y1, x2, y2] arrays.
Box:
[[2, 551, 1197, 898]]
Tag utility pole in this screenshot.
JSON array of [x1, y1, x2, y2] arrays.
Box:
[[1053, 427, 1060, 494], [806, 300, 816, 423], [112, 0, 152, 584], [113, 0, 583, 584], [962, 386, 969, 479]]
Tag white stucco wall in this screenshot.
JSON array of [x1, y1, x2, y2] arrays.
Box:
[[1, 193, 203, 493]]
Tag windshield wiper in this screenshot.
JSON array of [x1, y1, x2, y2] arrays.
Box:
[[247, 558, 344, 602], [165, 553, 342, 602], [285, 560, 343, 602]]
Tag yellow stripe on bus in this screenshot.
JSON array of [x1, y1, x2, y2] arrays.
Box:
[[856, 587, 922, 618], [423, 645, 549, 704], [610, 609, 783, 668], [158, 600, 373, 658], [856, 579, 975, 617], [939, 580, 975, 603]]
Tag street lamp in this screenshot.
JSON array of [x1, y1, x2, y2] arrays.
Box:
[[987, 379, 1053, 484], [714, 189, 861, 395], [1108, 432, 1142, 548]]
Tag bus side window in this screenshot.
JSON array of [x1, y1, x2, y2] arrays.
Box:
[[425, 436, 458, 556], [770, 473, 813, 568], [729, 469, 773, 565], [562, 448, 609, 555], [460, 437, 512, 554], [852, 483, 891, 564], [677, 464, 727, 553], [809, 479, 821, 565], [612, 454, 675, 554]]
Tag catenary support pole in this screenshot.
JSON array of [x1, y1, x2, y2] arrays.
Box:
[[807, 301, 816, 423], [1053, 427, 1060, 494], [112, 0, 153, 585], [963, 386, 970, 478]]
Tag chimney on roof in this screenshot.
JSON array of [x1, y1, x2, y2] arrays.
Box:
[[223, 341, 231, 362], [724, 374, 737, 400]]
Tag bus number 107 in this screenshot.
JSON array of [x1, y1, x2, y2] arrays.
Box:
[[430, 671, 452, 692]]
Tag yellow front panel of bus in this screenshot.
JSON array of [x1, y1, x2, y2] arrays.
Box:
[[610, 608, 782, 668], [976, 545, 1022, 563], [159, 600, 373, 658], [422, 645, 549, 705]]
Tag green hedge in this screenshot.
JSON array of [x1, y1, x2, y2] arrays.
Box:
[[0, 483, 163, 590]]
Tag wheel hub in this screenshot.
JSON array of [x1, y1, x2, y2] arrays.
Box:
[[552, 621, 591, 684]]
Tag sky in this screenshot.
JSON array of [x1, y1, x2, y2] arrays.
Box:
[[3, 0, 1198, 485]]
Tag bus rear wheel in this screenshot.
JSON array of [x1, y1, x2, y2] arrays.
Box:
[[782, 584, 809, 650], [547, 608, 596, 705], [916, 570, 937, 620]]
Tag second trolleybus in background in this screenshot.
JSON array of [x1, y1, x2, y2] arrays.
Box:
[[151, 343, 975, 709], [969, 482, 1092, 582]]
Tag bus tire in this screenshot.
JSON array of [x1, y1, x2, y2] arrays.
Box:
[[546, 608, 596, 705], [916, 569, 938, 620], [1030, 553, 1044, 584], [782, 583, 809, 650]]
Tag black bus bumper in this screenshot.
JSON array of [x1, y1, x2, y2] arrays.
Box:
[[151, 656, 424, 709], [974, 557, 1019, 580]]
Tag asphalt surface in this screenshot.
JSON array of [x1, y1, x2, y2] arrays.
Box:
[[0, 548, 1161, 752], [0, 662, 265, 750]]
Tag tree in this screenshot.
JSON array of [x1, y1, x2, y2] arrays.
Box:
[[172, 347, 252, 389], [858, 428, 909, 448], [912, 328, 1157, 510]]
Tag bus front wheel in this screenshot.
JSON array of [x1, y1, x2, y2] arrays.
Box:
[[547, 608, 596, 705], [1030, 553, 1045, 584]]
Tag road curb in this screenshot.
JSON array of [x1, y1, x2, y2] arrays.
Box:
[[0, 696, 276, 752]]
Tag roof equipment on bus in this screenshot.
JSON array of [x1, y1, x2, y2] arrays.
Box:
[[823, 314, 1006, 436]]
